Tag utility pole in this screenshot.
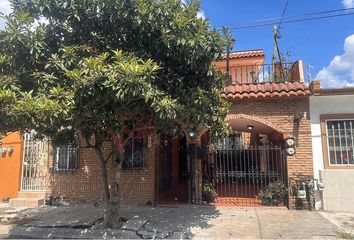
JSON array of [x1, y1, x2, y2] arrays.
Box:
[[226, 43, 231, 84], [222, 27, 235, 85], [226, 38, 235, 84], [272, 26, 278, 70], [272, 25, 286, 82]]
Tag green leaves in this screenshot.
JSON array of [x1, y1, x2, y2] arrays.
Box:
[[0, 0, 230, 142]]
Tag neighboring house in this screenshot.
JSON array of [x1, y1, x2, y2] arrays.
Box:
[[8, 50, 315, 209], [0, 133, 23, 202], [310, 81, 354, 212], [4, 132, 49, 207]]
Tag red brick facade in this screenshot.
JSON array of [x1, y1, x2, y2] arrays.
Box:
[[45, 95, 313, 209], [46, 134, 159, 205], [44, 50, 313, 209]]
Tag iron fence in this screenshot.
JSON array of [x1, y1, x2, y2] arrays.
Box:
[[205, 144, 287, 201], [223, 62, 298, 85], [21, 132, 49, 191]]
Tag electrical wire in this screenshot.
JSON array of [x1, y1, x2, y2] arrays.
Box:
[[278, 0, 289, 29], [214, 7, 354, 30], [214, 7, 354, 27]]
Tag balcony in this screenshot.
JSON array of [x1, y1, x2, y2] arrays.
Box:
[[222, 61, 305, 86], [220, 60, 311, 99]]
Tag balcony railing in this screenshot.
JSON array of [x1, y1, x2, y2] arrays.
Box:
[[222, 61, 303, 85]]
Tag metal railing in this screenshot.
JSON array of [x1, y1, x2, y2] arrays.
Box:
[[206, 144, 287, 200], [222, 62, 301, 85], [21, 132, 49, 191]]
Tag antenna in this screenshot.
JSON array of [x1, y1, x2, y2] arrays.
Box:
[[306, 64, 313, 83]]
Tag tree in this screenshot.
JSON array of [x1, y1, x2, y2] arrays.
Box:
[[0, 0, 229, 228]]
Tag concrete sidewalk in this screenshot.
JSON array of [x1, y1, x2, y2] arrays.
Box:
[[320, 211, 354, 237], [0, 203, 347, 239]]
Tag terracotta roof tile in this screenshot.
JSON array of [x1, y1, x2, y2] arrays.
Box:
[[218, 50, 265, 60], [221, 82, 312, 99]]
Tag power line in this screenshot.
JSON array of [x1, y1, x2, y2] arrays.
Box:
[[214, 7, 354, 30], [278, 0, 289, 29], [215, 7, 354, 27], [225, 11, 354, 30]]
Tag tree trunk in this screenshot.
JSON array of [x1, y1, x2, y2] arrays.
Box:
[[95, 145, 122, 229]]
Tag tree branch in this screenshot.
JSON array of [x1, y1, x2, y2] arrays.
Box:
[[105, 149, 114, 163], [84, 135, 94, 148]]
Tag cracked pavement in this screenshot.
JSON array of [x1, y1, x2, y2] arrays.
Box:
[[0, 203, 347, 239]]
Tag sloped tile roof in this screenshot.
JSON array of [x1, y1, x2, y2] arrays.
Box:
[[218, 50, 265, 60], [221, 82, 312, 99]]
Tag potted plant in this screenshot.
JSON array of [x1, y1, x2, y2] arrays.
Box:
[[202, 181, 218, 204], [257, 181, 288, 206]]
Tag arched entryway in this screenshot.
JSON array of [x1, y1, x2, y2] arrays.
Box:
[[203, 115, 288, 206]]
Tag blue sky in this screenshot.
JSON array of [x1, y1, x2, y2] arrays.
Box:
[[1, 0, 354, 88], [199, 0, 354, 88]]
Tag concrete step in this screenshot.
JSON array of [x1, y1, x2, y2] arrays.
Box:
[[9, 198, 44, 207], [17, 191, 45, 199]]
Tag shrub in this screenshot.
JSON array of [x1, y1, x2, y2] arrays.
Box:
[[257, 181, 288, 206], [202, 181, 218, 203]]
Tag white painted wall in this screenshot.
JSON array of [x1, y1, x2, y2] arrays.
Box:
[[310, 94, 354, 211]]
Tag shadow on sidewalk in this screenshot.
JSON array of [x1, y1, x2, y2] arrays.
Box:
[[6, 204, 221, 239]]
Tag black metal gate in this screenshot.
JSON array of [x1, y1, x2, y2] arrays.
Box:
[[205, 143, 287, 206]]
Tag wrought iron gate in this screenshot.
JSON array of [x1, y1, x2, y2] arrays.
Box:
[[21, 132, 49, 191], [206, 143, 287, 205]]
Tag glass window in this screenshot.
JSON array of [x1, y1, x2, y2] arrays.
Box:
[[326, 120, 354, 166], [122, 133, 146, 170], [53, 141, 78, 171]]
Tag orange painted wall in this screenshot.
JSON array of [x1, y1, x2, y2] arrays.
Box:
[[213, 56, 265, 84], [0, 132, 23, 201]]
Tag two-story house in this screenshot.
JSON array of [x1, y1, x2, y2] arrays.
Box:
[[8, 49, 315, 210], [195, 50, 314, 208]]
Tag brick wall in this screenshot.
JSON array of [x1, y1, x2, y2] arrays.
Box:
[[45, 97, 313, 209], [228, 97, 314, 209], [46, 133, 158, 205]]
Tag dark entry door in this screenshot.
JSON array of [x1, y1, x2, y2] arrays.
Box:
[[206, 144, 287, 205], [156, 136, 189, 203]]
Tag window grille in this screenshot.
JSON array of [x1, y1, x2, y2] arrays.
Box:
[[326, 119, 354, 165], [53, 142, 78, 171], [122, 133, 146, 170]]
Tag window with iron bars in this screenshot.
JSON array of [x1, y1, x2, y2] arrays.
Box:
[[122, 133, 146, 170], [53, 142, 78, 171], [326, 119, 354, 166]]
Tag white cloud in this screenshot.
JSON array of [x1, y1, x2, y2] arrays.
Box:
[[0, 0, 11, 14], [181, 0, 205, 19], [0, 0, 11, 29], [343, 0, 354, 8], [316, 34, 354, 88], [197, 10, 205, 19]]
